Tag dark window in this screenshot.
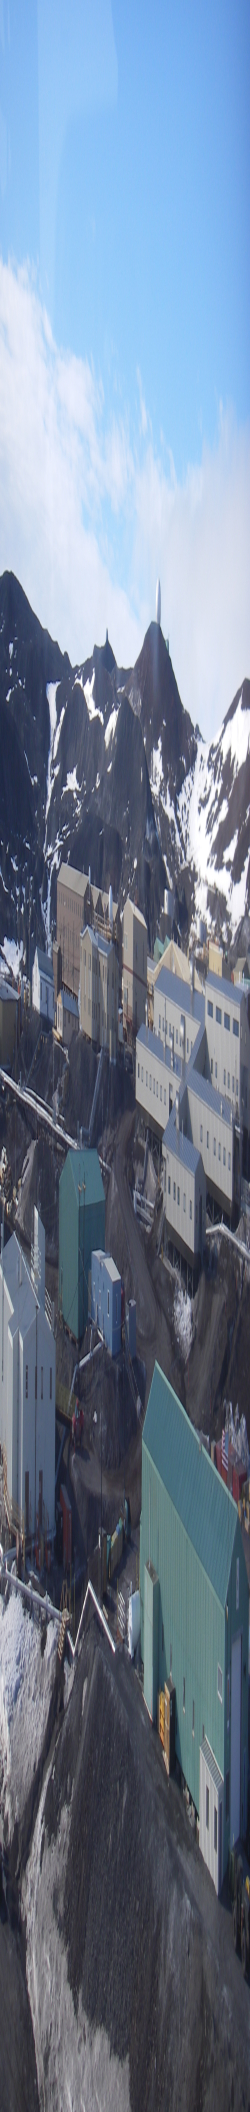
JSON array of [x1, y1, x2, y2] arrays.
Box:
[[208, 999, 213, 1018], [233, 1017, 239, 1038], [224, 1012, 230, 1031], [216, 1005, 221, 1025]]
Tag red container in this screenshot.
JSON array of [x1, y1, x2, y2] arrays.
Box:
[[232, 1462, 246, 1504], [60, 1483, 72, 1569]]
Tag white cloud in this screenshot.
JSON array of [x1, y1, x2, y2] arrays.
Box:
[[0, 257, 249, 739]]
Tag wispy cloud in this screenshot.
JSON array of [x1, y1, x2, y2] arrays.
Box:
[[0, 258, 249, 737]]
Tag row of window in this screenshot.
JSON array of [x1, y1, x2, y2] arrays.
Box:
[[137, 1061, 167, 1108], [26, 1365, 53, 1401], [168, 1174, 193, 1219], [199, 1124, 231, 1170], [158, 1014, 192, 1058], [207, 1000, 239, 1037]]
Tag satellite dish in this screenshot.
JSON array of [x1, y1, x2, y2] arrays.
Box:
[[156, 579, 161, 626]]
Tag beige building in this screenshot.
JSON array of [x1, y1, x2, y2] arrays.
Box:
[[57, 863, 119, 1000], [80, 926, 119, 1057], [122, 897, 147, 1035]]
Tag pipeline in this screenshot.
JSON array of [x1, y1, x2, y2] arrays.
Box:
[[0, 1556, 61, 1624]]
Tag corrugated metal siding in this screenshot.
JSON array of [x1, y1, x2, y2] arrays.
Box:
[[140, 1449, 225, 1818], [143, 1363, 237, 1607], [59, 1152, 105, 1339]]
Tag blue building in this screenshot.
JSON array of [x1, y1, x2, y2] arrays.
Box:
[[91, 1250, 121, 1356]]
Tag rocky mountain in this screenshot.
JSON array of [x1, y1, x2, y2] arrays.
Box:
[[0, 569, 249, 968]]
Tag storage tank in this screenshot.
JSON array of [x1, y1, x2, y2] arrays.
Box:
[[128, 1590, 140, 1659]]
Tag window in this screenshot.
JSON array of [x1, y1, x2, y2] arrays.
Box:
[[208, 999, 213, 1018], [228, 1151, 231, 1172], [25, 1365, 28, 1398], [149, 1074, 152, 1091], [223, 1068, 226, 1087], [217, 1664, 223, 1703], [206, 1785, 209, 1831], [207, 1131, 209, 1150], [183, 1676, 185, 1712], [218, 1142, 221, 1162], [146, 1070, 148, 1087], [141, 1066, 143, 1083], [177, 1185, 179, 1206], [216, 1005, 222, 1025], [233, 1017, 239, 1038], [192, 1699, 195, 1736], [200, 1123, 203, 1144], [213, 1138, 216, 1156], [159, 1014, 161, 1031], [173, 1181, 176, 1201], [214, 1806, 217, 1855], [226, 1771, 230, 1822], [160, 1084, 162, 1103], [183, 1193, 186, 1213], [137, 1062, 140, 1078], [41, 1366, 43, 1400], [227, 1072, 230, 1091], [223, 1146, 226, 1166], [236, 1556, 239, 1611], [190, 1199, 192, 1220], [232, 1076, 234, 1094], [211, 1058, 213, 1076], [156, 1081, 158, 1099], [164, 1089, 166, 1106], [50, 1367, 52, 1401], [224, 1011, 230, 1031], [187, 1037, 189, 1055], [153, 1077, 155, 1095], [168, 1175, 171, 1195]]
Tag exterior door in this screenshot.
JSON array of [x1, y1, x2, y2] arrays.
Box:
[[230, 1633, 241, 1846]]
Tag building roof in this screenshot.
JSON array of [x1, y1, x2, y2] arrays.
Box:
[[0, 980, 19, 1005], [143, 1362, 238, 1609], [155, 964, 204, 1024], [58, 863, 88, 897], [137, 1023, 182, 1077], [1, 1230, 45, 1338], [67, 1147, 105, 1210], [123, 896, 147, 930], [60, 989, 78, 1016], [35, 948, 54, 981], [92, 1249, 120, 1284], [188, 1067, 233, 1128], [163, 1120, 201, 1176], [206, 970, 244, 1007]]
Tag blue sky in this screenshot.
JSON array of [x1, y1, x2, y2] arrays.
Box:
[[0, 0, 249, 737]]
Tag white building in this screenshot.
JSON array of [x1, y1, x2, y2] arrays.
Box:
[[136, 961, 250, 1271], [0, 1208, 55, 1545], [32, 947, 54, 1023]]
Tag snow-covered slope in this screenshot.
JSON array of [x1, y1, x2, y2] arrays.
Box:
[[0, 570, 249, 961]]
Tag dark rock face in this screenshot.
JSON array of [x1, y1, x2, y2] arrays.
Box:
[[0, 571, 249, 962]]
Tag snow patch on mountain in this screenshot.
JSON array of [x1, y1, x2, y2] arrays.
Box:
[[84, 672, 104, 727], [105, 705, 119, 748], [46, 682, 59, 822]]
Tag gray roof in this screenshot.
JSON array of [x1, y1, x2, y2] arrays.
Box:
[[60, 989, 78, 1016], [155, 964, 204, 1024], [92, 1249, 120, 1284], [163, 1110, 201, 1175], [36, 949, 54, 981], [188, 1067, 233, 1128], [0, 980, 18, 1005], [206, 970, 244, 1007], [137, 1024, 182, 1078], [3, 1231, 37, 1336]]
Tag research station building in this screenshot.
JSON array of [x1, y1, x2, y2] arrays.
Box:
[[59, 1147, 105, 1342], [140, 1363, 249, 1894]]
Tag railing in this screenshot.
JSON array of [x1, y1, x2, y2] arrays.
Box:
[[45, 1286, 54, 1332]]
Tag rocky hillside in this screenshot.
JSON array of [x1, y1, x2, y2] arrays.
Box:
[[0, 569, 249, 966]]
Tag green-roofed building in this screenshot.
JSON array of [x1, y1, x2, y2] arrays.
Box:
[[59, 1148, 105, 1342], [140, 1362, 249, 1893]]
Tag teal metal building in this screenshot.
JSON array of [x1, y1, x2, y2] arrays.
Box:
[[140, 1364, 249, 1892], [59, 1148, 105, 1343]]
